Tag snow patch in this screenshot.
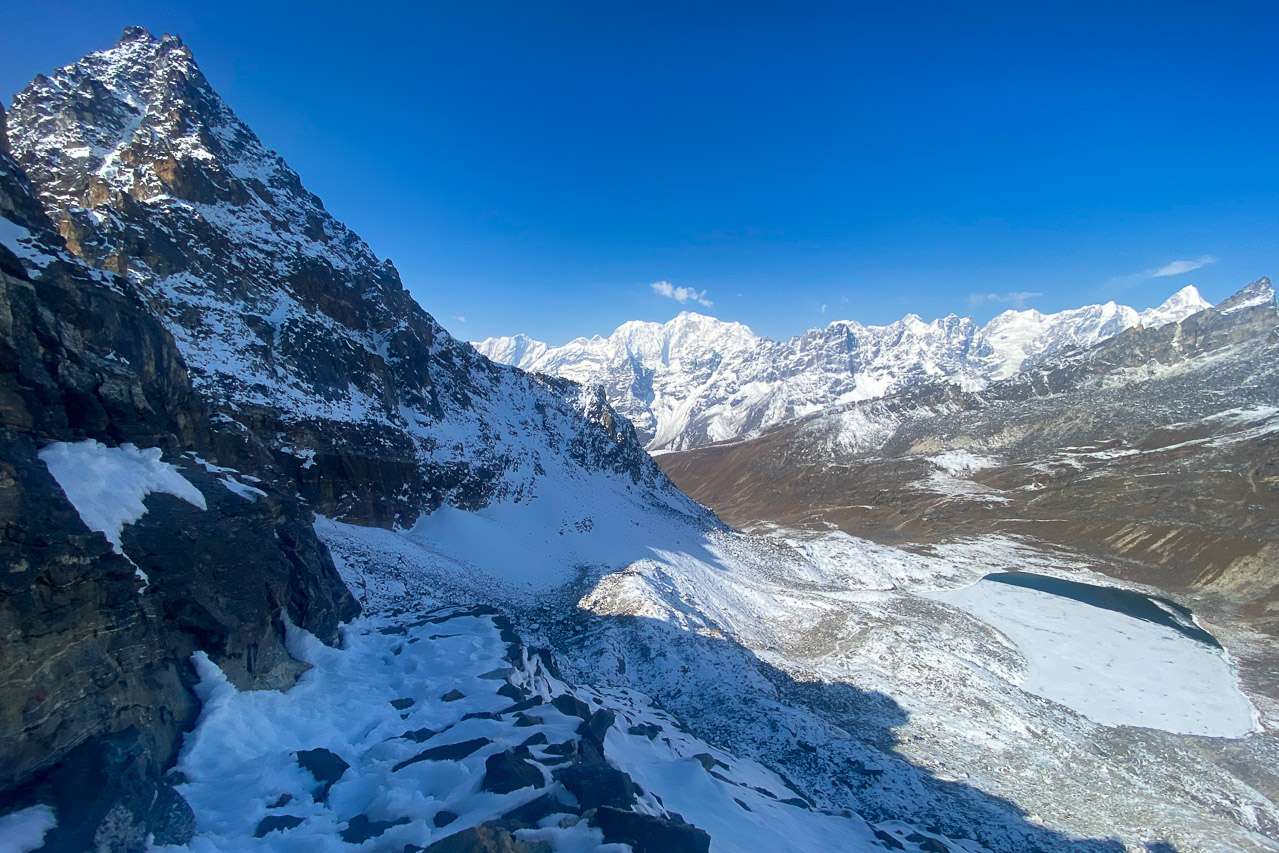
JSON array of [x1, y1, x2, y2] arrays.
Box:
[[38, 440, 207, 559], [0, 805, 57, 853]]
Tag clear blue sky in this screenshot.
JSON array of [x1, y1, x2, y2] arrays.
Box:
[[4, 1, 1276, 344]]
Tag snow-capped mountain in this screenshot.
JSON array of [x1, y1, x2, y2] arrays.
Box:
[[8, 27, 693, 529], [6, 26, 1276, 853], [475, 287, 1210, 452]]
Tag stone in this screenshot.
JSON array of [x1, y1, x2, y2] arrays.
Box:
[[425, 823, 551, 852], [442, 689, 465, 702], [874, 829, 905, 849], [481, 750, 545, 794], [588, 807, 710, 853], [340, 813, 411, 844], [393, 738, 491, 771], [556, 764, 638, 811], [296, 748, 349, 801], [502, 793, 576, 827], [462, 711, 503, 722], [628, 723, 662, 739], [550, 695, 591, 720], [577, 710, 615, 749], [255, 815, 305, 837]]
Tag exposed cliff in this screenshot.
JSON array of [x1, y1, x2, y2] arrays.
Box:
[[0, 101, 357, 851]]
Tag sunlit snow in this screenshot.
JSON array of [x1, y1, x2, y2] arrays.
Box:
[[38, 440, 207, 557], [930, 578, 1258, 737]]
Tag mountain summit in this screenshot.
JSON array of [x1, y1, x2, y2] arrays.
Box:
[[9, 27, 691, 528], [475, 286, 1211, 452]]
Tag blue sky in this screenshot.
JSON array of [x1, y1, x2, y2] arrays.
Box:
[[4, 1, 1276, 344]]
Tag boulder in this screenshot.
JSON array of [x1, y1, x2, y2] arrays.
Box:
[[340, 813, 410, 844], [425, 823, 551, 852], [556, 764, 638, 811], [296, 748, 349, 801], [588, 807, 710, 853], [481, 750, 545, 794], [393, 738, 491, 771]]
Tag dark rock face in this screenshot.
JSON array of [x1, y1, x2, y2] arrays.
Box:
[[8, 27, 686, 529], [481, 749, 545, 794], [556, 763, 639, 810], [588, 806, 712, 853], [0, 103, 357, 849]]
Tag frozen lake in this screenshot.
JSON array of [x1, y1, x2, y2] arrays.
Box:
[[930, 572, 1257, 737]]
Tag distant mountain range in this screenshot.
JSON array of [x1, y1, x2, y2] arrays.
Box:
[[474, 286, 1209, 451], [5, 25, 1276, 853]]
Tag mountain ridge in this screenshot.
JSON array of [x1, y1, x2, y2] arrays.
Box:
[[474, 285, 1211, 451], [9, 26, 695, 529]]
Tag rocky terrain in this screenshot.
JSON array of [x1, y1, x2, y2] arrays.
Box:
[[0, 28, 700, 852], [0, 98, 357, 851], [3, 25, 1277, 853], [474, 288, 1208, 452], [8, 27, 679, 529]]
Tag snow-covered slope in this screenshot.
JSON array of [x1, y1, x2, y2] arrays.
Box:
[[165, 605, 979, 853], [327, 499, 1276, 852], [8, 27, 696, 530], [475, 288, 1210, 452]]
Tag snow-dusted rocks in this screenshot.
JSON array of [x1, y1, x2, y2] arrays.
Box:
[[166, 606, 950, 853], [38, 440, 206, 557], [10, 27, 687, 529], [475, 287, 1210, 452]]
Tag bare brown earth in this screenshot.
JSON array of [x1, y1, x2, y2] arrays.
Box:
[[660, 282, 1279, 704]]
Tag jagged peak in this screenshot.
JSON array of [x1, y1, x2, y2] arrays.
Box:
[[113, 25, 186, 53], [117, 25, 159, 45], [1215, 276, 1275, 315]]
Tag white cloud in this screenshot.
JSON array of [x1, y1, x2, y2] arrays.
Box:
[[651, 280, 712, 308], [452, 315, 466, 324], [1109, 255, 1218, 288], [820, 304, 827, 314], [968, 291, 1043, 310], [1152, 255, 1217, 277]]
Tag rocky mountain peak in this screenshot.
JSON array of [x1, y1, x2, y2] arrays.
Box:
[[9, 31, 691, 527], [1216, 276, 1275, 314]]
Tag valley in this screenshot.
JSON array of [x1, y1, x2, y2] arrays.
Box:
[[1, 23, 1275, 853]]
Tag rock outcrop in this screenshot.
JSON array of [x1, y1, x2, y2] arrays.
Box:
[[8, 27, 682, 529], [0, 102, 357, 850]]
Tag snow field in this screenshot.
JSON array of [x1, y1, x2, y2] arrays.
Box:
[[929, 579, 1258, 737], [160, 607, 933, 852]]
